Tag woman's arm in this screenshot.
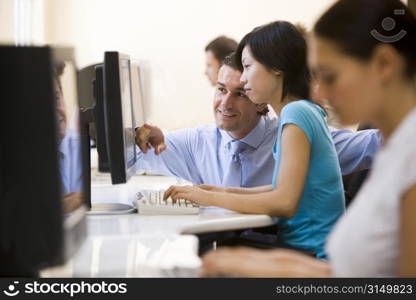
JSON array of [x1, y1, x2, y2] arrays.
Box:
[[226, 185, 273, 194], [165, 124, 310, 218], [398, 183, 416, 277], [201, 247, 332, 277], [197, 184, 273, 194]]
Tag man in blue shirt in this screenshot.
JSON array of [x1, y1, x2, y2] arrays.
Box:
[[135, 59, 381, 188]]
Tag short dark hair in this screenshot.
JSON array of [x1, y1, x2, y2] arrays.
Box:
[[221, 52, 238, 69], [314, 0, 416, 79], [222, 52, 269, 116], [205, 36, 238, 64], [235, 21, 311, 102]]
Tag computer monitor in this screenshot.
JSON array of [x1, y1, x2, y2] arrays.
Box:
[[79, 52, 138, 215], [0, 46, 87, 276], [78, 63, 101, 149], [88, 58, 146, 176], [103, 52, 137, 184], [78, 63, 111, 173]]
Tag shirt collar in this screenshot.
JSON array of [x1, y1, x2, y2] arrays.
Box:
[[219, 116, 267, 150]]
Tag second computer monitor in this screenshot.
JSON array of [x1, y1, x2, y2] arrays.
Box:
[[103, 52, 137, 184]]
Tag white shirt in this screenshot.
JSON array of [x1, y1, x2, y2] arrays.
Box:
[[326, 108, 416, 277]]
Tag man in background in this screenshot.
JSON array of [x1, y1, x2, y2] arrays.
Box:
[[204, 36, 238, 86]]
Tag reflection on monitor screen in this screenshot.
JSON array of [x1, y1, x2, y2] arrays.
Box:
[[52, 49, 88, 263], [54, 60, 84, 213], [119, 58, 136, 172]]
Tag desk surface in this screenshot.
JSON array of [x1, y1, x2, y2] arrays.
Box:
[[41, 173, 275, 277], [89, 173, 274, 235]]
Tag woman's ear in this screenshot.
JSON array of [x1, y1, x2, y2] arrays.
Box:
[[255, 103, 268, 114], [371, 44, 401, 84]]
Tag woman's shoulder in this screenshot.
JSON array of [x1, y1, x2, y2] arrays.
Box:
[[281, 100, 326, 121]]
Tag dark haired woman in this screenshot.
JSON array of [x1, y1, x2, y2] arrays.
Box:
[[165, 21, 345, 259], [201, 0, 416, 277]]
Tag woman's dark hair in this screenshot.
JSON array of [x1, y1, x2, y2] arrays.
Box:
[[314, 0, 416, 79], [235, 21, 311, 101]]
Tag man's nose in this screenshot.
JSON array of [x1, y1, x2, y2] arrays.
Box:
[[240, 71, 248, 84], [220, 93, 234, 109]]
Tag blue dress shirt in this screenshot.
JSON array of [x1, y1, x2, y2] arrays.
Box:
[[136, 116, 381, 187], [59, 129, 83, 194]]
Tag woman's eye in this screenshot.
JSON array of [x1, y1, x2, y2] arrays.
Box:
[[237, 92, 247, 98], [323, 75, 335, 85], [319, 72, 336, 85], [217, 87, 226, 93]]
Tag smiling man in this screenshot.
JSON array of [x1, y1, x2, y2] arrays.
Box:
[[135, 53, 381, 188]]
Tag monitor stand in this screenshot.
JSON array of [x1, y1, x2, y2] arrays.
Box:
[[80, 103, 135, 216], [87, 203, 136, 215]]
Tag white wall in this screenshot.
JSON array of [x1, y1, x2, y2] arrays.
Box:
[[0, 0, 15, 43], [42, 0, 337, 130], [0, 0, 45, 45]]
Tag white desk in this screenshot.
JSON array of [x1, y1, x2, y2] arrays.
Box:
[[41, 173, 275, 277]]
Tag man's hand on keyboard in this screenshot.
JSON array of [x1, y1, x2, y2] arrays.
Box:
[[135, 123, 167, 155], [164, 185, 214, 206]]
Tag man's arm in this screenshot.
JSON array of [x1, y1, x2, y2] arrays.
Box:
[[331, 129, 382, 176], [135, 125, 203, 184]]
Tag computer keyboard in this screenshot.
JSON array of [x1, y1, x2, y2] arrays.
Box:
[[135, 189, 199, 215]]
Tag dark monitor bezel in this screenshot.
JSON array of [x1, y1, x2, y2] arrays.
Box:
[[0, 46, 87, 276], [93, 64, 111, 173], [103, 52, 136, 184]]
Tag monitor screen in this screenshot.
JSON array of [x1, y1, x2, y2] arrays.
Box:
[[130, 62, 146, 128], [119, 58, 136, 169], [103, 52, 137, 184]]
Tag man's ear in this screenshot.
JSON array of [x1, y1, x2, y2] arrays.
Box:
[[272, 70, 282, 76], [255, 103, 268, 113]]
